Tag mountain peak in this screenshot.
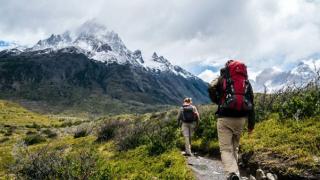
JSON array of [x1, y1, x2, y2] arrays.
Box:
[[7, 21, 196, 79], [152, 52, 158, 59], [76, 20, 108, 36]]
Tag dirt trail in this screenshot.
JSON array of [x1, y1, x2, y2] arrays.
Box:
[[187, 155, 225, 180], [187, 155, 249, 180]]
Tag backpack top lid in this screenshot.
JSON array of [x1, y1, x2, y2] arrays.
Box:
[[226, 60, 248, 78]]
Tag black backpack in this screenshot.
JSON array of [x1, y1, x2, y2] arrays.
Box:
[[182, 105, 196, 123]]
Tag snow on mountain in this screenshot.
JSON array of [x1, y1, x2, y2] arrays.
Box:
[[5, 21, 195, 79], [196, 58, 320, 93], [142, 52, 193, 78], [0, 40, 24, 51], [253, 59, 320, 92], [32, 32, 72, 51]]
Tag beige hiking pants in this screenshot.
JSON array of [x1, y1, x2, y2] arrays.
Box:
[[217, 117, 246, 176], [181, 122, 195, 154]]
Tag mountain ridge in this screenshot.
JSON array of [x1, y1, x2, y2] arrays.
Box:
[[0, 21, 210, 114]]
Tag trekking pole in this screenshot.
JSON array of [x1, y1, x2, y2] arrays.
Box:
[[189, 126, 191, 152]]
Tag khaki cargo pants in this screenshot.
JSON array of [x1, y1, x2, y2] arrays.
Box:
[[181, 122, 195, 154], [217, 117, 246, 176]]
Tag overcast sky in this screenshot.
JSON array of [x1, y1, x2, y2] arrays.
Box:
[[1, 0, 319, 81]]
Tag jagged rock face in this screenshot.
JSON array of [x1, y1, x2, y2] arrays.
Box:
[[0, 21, 210, 111], [0, 50, 209, 106]]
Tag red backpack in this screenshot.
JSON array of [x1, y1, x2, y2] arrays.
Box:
[[220, 60, 253, 112]]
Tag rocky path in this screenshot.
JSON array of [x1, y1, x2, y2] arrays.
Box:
[[187, 155, 226, 180], [186, 154, 251, 180]]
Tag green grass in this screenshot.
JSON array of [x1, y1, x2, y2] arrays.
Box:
[[108, 145, 193, 179], [0, 100, 194, 179], [0, 100, 61, 127], [241, 114, 320, 175]]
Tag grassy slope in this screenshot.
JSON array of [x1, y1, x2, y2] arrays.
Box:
[[0, 100, 61, 177], [241, 114, 320, 176], [190, 104, 319, 177], [0, 100, 193, 179], [0, 100, 61, 126]]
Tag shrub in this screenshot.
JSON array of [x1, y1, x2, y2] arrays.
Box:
[[113, 112, 179, 155], [4, 128, 13, 136], [0, 137, 9, 143], [96, 120, 128, 143], [10, 145, 112, 179], [42, 129, 58, 138], [23, 134, 46, 145], [115, 120, 149, 151], [3, 125, 16, 136], [26, 131, 36, 135], [274, 87, 320, 120], [194, 106, 217, 140], [146, 116, 179, 155], [74, 128, 89, 138], [25, 122, 41, 129]]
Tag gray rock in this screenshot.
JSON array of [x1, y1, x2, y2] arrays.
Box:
[[249, 175, 256, 180], [256, 169, 266, 180], [266, 173, 278, 180]]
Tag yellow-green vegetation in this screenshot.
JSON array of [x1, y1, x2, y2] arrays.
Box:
[[241, 114, 320, 175], [192, 99, 320, 177], [0, 100, 61, 177], [191, 105, 220, 155], [108, 145, 193, 179], [0, 100, 193, 179], [0, 100, 61, 126]]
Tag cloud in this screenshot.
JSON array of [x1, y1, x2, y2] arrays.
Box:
[[0, 0, 319, 76], [198, 69, 219, 83]]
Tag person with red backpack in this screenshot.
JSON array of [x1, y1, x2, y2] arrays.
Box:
[[177, 97, 200, 156], [208, 60, 255, 180]]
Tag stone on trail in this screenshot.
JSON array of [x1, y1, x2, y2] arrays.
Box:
[[249, 175, 257, 180], [266, 173, 277, 180], [187, 156, 225, 180], [256, 169, 266, 180]]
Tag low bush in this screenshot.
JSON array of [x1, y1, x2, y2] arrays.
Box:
[[146, 115, 179, 155], [0, 137, 9, 143], [23, 134, 46, 146], [115, 120, 149, 151], [74, 128, 89, 138], [26, 131, 36, 135], [274, 87, 320, 120], [42, 129, 57, 138], [25, 122, 41, 129], [96, 120, 128, 143], [3, 125, 16, 136], [10, 145, 112, 179], [112, 112, 179, 154], [4, 128, 13, 136]]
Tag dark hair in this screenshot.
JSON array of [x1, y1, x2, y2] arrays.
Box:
[[220, 68, 226, 76]]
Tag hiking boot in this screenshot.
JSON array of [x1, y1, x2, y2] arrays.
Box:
[[184, 153, 193, 156], [228, 172, 240, 180], [183, 151, 194, 156]]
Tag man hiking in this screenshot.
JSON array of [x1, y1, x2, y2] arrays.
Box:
[[208, 60, 255, 180], [177, 97, 200, 156]]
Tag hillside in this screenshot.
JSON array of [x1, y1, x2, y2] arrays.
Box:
[[0, 21, 210, 115], [0, 100, 193, 179], [1, 89, 319, 179]]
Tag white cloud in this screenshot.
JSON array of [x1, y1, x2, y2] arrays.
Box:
[[198, 69, 219, 83], [0, 0, 319, 76]]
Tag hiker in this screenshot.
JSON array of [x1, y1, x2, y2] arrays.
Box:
[[177, 97, 200, 156], [208, 60, 255, 180]]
